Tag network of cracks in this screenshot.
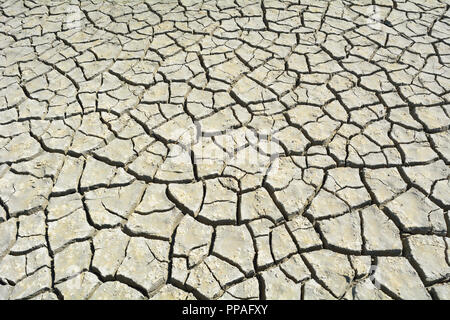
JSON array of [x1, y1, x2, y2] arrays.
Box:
[[0, 0, 449, 300]]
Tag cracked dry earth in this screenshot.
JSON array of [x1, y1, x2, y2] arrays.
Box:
[[0, 0, 449, 301]]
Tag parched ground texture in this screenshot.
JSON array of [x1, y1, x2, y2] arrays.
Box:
[[0, 0, 449, 300]]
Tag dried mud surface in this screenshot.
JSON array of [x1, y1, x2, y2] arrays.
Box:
[[0, 0, 449, 300]]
